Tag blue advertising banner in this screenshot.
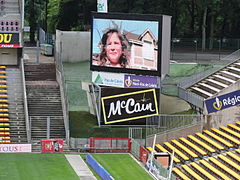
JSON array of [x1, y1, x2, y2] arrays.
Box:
[[124, 75, 158, 88], [205, 90, 240, 114]]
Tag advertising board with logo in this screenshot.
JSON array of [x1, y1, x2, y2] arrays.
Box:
[[0, 33, 20, 47], [124, 74, 158, 88], [92, 71, 158, 89], [205, 90, 240, 114], [100, 88, 159, 125]]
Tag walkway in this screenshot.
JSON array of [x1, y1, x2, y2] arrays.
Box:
[[65, 154, 97, 180]]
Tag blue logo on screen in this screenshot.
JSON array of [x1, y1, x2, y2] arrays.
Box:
[[205, 90, 240, 114]]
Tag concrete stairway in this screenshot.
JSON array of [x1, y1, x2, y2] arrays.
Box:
[[25, 63, 66, 152], [6, 67, 27, 143], [187, 59, 240, 99]]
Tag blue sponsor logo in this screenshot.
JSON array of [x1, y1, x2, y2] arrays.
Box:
[[205, 90, 240, 114]]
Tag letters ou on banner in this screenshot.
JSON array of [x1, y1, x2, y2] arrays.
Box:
[[0, 33, 19, 46], [101, 88, 160, 125]]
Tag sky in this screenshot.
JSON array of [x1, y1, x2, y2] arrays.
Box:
[[92, 18, 159, 53]]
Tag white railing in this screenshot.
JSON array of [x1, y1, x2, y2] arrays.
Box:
[[20, 58, 31, 142]]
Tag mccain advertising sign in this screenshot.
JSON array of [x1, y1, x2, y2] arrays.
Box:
[[101, 88, 159, 125], [205, 90, 240, 114], [0, 33, 20, 47]]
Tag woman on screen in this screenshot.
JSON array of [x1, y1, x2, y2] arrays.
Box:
[[94, 29, 130, 68]]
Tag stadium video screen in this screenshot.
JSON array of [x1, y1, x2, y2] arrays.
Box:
[[90, 12, 163, 76]]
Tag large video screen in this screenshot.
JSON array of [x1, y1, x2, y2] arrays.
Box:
[[90, 12, 163, 76]]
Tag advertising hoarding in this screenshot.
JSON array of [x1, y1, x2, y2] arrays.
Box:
[[90, 12, 162, 76], [100, 88, 159, 125], [92, 71, 158, 88], [0, 33, 20, 47], [0, 144, 32, 153], [205, 90, 240, 114]]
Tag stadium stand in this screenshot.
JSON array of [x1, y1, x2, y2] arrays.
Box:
[[146, 122, 240, 179], [199, 159, 232, 180], [203, 130, 234, 149], [195, 132, 225, 152], [228, 124, 240, 132], [181, 164, 204, 180], [235, 148, 240, 154], [163, 142, 190, 163], [226, 151, 240, 164], [0, 65, 9, 143], [187, 135, 216, 155], [220, 126, 240, 140], [179, 137, 208, 157], [211, 128, 240, 147], [190, 162, 218, 180], [171, 139, 198, 161], [208, 157, 240, 179], [155, 144, 181, 164], [217, 154, 240, 172], [172, 167, 191, 180]]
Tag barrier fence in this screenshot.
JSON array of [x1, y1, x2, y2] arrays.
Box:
[[89, 137, 131, 152]]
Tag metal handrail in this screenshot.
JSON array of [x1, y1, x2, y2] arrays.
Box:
[[55, 43, 70, 145], [178, 49, 240, 89], [20, 58, 31, 142]]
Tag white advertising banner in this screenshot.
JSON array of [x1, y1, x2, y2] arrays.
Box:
[[92, 71, 124, 87], [97, 0, 108, 13], [0, 144, 32, 153]]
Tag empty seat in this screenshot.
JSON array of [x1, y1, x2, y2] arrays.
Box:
[[203, 130, 234, 149], [172, 167, 191, 180], [0, 123, 9, 126], [171, 139, 198, 160], [217, 154, 240, 172], [164, 142, 190, 162], [208, 157, 240, 179], [211, 128, 240, 146], [179, 137, 208, 157], [190, 162, 218, 180], [220, 126, 240, 140], [181, 164, 204, 180], [226, 151, 240, 163], [195, 132, 225, 152], [228, 124, 240, 132], [187, 135, 216, 155], [199, 159, 231, 180]]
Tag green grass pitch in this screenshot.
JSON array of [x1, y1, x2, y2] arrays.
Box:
[[0, 153, 79, 180], [91, 154, 152, 180]]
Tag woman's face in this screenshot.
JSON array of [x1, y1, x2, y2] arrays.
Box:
[[106, 32, 122, 65]]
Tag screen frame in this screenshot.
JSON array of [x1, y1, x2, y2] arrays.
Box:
[[90, 12, 163, 76]]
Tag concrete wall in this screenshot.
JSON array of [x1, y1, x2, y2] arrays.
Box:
[[146, 123, 203, 147], [55, 30, 90, 62], [203, 80, 240, 129], [0, 48, 21, 65]]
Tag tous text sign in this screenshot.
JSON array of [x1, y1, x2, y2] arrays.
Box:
[[0, 144, 32, 153], [101, 88, 159, 125], [205, 90, 240, 114]]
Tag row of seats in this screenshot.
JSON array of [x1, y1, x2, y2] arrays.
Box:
[[173, 150, 240, 180], [147, 121, 240, 179], [0, 65, 10, 143]]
